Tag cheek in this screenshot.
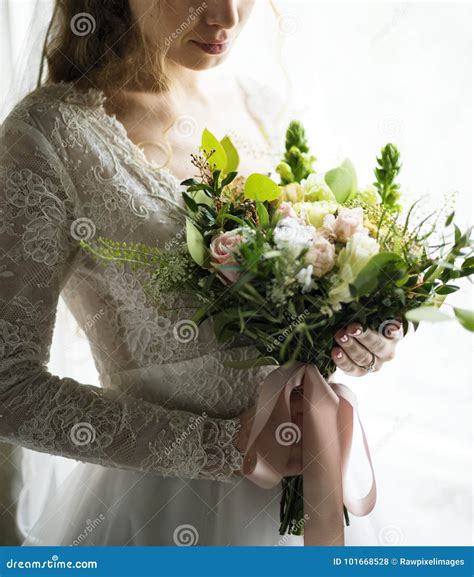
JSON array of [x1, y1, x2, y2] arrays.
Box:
[[131, 0, 190, 48], [238, 0, 257, 27]]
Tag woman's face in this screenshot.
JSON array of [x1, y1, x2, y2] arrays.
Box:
[[129, 0, 256, 70]]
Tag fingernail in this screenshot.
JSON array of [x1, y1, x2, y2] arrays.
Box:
[[349, 327, 362, 336], [339, 334, 348, 343], [335, 349, 343, 359]]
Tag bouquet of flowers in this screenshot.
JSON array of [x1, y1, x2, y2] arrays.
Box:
[[82, 121, 473, 538]]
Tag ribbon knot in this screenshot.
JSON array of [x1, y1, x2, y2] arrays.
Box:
[[240, 363, 377, 546]]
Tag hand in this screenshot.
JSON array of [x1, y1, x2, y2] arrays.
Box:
[[235, 387, 304, 476], [331, 321, 403, 377]]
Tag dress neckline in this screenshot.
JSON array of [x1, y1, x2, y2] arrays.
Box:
[[57, 81, 181, 184], [54, 78, 275, 186]]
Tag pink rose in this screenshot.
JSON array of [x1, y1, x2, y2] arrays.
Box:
[[305, 233, 336, 277], [209, 230, 244, 284], [277, 201, 297, 219], [323, 207, 368, 242]]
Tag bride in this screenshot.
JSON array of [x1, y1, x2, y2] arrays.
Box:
[[0, 0, 400, 546]]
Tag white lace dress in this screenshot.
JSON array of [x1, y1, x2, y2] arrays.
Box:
[[0, 79, 309, 546]]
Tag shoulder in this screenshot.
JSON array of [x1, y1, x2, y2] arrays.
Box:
[[2, 82, 106, 146]]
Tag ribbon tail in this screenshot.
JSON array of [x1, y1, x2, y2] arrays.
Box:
[[302, 366, 345, 546], [332, 383, 377, 517], [241, 363, 305, 489], [240, 363, 377, 547]]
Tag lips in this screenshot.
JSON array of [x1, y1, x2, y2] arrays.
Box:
[[191, 40, 229, 55]]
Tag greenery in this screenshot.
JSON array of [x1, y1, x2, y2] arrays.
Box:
[[80, 120, 473, 539]]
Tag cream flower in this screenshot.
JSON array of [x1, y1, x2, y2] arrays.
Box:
[[328, 232, 380, 306], [280, 182, 304, 204], [301, 201, 338, 228], [300, 173, 336, 202], [356, 184, 381, 206], [305, 233, 336, 277]]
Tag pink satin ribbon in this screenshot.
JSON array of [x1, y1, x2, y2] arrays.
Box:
[[240, 363, 377, 546]]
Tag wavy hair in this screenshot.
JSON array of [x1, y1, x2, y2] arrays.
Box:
[[38, 0, 171, 93]]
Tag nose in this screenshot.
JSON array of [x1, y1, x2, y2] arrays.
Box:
[[204, 0, 239, 30]]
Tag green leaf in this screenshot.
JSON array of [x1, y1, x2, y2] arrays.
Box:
[[181, 178, 199, 186], [341, 159, 358, 201], [191, 304, 210, 325], [324, 166, 353, 203], [191, 189, 214, 207], [244, 173, 281, 202], [352, 252, 406, 297], [182, 192, 198, 213], [221, 136, 240, 173], [405, 306, 451, 323], [221, 171, 238, 187], [434, 284, 460, 295], [255, 202, 269, 226], [453, 308, 474, 331], [186, 218, 207, 266], [201, 128, 227, 172], [223, 214, 248, 227], [454, 224, 461, 243], [445, 211, 455, 227]]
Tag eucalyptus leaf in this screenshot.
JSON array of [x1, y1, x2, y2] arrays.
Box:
[[405, 306, 451, 323], [244, 173, 281, 202], [201, 128, 227, 172], [352, 252, 406, 297], [454, 307, 474, 331], [191, 189, 214, 207], [186, 218, 206, 266], [221, 135, 240, 173], [324, 166, 353, 203], [341, 159, 358, 201]]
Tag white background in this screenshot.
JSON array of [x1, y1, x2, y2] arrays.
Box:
[[1, 0, 472, 545]]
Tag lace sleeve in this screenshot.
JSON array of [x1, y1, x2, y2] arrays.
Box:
[[0, 111, 245, 483]]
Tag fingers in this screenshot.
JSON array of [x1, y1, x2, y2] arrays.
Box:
[[348, 323, 401, 361], [334, 327, 375, 367], [331, 345, 379, 377], [331, 320, 404, 376]]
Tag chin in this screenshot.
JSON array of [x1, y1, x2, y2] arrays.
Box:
[[185, 54, 230, 71]]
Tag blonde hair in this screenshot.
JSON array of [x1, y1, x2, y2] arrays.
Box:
[[38, 0, 171, 93]]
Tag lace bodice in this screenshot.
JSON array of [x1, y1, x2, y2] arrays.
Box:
[[0, 79, 290, 482]]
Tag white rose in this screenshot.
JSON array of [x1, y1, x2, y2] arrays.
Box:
[[273, 217, 316, 258]]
